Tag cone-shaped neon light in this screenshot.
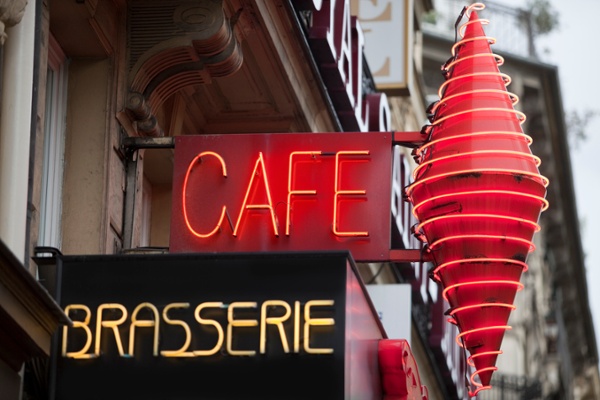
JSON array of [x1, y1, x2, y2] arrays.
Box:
[[404, 3, 548, 396]]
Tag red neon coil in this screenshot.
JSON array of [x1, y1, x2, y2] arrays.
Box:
[[415, 131, 534, 166], [432, 257, 528, 282], [430, 107, 525, 129], [467, 350, 503, 367], [429, 234, 535, 260], [456, 325, 512, 348], [429, 89, 518, 117], [456, 14, 488, 39], [430, 234, 535, 254], [469, 367, 497, 396], [448, 303, 515, 322], [405, 168, 549, 198], [470, 385, 492, 397], [448, 304, 516, 331], [416, 214, 540, 238], [432, 97, 521, 125], [417, 131, 533, 156], [445, 28, 502, 79], [438, 72, 511, 99], [443, 280, 524, 302], [411, 190, 549, 217], [443, 53, 504, 74], [413, 150, 541, 180], [451, 35, 495, 57], [404, 3, 548, 394]]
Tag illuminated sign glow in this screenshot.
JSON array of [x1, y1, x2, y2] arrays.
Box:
[[38, 252, 384, 400], [405, 4, 549, 395], [61, 299, 335, 359], [170, 132, 393, 261]]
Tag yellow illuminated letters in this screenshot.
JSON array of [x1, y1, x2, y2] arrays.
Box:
[[161, 302, 194, 357], [61, 299, 335, 359], [227, 301, 258, 356], [260, 300, 292, 353], [193, 302, 224, 356], [129, 302, 160, 356], [62, 304, 95, 359], [304, 300, 335, 354], [95, 304, 128, 357]]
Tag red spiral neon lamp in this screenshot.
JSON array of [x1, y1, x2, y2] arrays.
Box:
[[404, 3, 548, 396]]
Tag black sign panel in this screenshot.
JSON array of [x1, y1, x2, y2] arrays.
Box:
[[38, 251, 357, 400]]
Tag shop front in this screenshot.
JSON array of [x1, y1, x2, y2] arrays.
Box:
[[37, 129, 429, 399]]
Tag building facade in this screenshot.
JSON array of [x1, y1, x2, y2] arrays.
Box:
[[0, 0, 598, 399]]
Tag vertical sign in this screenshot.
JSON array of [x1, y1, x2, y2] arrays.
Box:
[[350, 0, 414, 93], [170, 132, 393, 261]]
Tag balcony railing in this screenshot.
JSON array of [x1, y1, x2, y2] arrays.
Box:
[[422, 0, 538, 59], [477, 373, 543, 399]]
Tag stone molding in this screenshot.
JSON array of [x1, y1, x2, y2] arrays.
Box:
[[0, 0, 27, 45], [128, 1, 243, 118]]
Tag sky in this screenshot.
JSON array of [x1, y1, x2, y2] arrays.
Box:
[[501, 0, 600, 355]]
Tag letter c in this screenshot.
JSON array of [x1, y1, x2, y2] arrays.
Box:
[[182, 151, 228, 238]]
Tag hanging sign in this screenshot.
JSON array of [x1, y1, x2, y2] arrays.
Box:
[[350, 0, 414, 93], [170, 132, 393, 261]]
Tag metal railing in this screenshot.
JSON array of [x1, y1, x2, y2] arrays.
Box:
[[423, 0, 538, 59], [477, 373, 543, 400]]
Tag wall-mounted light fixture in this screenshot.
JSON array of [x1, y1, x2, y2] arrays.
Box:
[[404, 3, 548, 396]]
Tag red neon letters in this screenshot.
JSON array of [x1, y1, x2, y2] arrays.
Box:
[[182, 150, 370, 239], [170, 133, 392, 261]]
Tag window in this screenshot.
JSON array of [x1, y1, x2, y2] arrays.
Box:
[[38, 35, 68, 248]]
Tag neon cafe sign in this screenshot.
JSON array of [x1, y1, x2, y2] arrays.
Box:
[[167, 0, 400, 257], [170, 132, 399, 261]]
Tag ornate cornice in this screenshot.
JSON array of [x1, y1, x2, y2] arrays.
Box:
[[127, 0, 243, 130]]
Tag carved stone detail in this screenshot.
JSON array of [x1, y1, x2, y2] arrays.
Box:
[[125, 92, 164, 138], [128, 0, 243, 113], [0, 0, 28, 45]]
